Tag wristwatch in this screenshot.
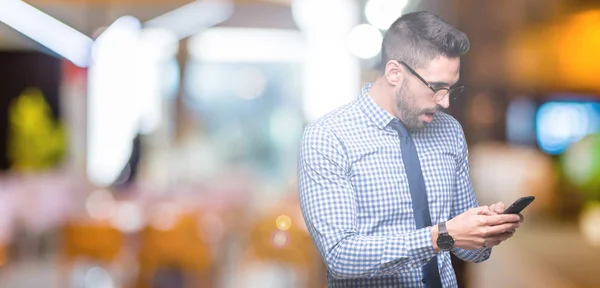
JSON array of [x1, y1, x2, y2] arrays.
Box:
[[436, 221, 454, 251]]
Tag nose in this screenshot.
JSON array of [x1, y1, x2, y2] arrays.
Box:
[[438, 93, 450, 109]]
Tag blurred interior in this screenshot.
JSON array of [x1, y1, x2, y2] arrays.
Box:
[[1, 0, 600, 287]]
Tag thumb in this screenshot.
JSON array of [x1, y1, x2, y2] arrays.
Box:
[[491, 202, 506, 213]]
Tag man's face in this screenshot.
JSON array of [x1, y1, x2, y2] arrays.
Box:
[[394, 56, 460, 130]]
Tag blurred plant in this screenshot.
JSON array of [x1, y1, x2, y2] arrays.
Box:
[[7, 88, 67, 171], [561, 133, 600, 201]]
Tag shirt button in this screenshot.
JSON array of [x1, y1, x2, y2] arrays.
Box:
[[422, 278, 426, 283], [422, 259, 428, 263]]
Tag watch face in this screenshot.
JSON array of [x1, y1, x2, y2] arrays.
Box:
[[437, 235, 454, 250]]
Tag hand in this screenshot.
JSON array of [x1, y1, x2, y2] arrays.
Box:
[[488, 201, 525, 222], [446, 206, 521, 250], [483, 202, 525, 247]]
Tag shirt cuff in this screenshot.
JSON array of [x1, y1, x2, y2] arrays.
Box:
[[480, 247, 492, 259], [406, 226, 437, 268], [376, 227, 437, 275]]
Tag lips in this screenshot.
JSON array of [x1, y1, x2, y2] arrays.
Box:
[[421, 113, 435, 123]]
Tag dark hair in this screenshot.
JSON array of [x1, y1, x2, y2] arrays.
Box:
[[381, 11, 470, 70]]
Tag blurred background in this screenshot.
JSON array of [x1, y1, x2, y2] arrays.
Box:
[[0, 0, 599, 287]]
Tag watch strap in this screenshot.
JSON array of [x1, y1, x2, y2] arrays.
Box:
[[438, 221, 448, 235]]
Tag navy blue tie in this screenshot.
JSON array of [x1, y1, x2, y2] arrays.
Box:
[[391, 120, 442, 288]]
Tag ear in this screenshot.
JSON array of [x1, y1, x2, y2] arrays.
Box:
[[384, 60, 405, 86]]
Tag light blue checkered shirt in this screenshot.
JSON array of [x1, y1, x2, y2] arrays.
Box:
[[297, 83, 492, 287]]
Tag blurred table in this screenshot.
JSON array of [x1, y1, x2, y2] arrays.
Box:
[[468, 218, 600, 288]]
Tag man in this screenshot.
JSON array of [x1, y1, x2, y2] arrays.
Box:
[[297, 11, 523, 288]]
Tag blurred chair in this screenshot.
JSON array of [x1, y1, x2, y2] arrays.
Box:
[[0, 244, 7, 268], [237, 196, 326, 288], [136, 212, 214, 288], [59, 220, 125, 287], [61, 221, 123, 262]]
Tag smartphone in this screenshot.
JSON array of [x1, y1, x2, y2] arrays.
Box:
[[502, 196, 535, 214]]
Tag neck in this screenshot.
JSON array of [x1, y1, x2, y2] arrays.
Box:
[[369, 77, 397, 118]]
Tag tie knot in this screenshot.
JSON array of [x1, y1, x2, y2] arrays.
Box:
[[390, 120, 410, 138]]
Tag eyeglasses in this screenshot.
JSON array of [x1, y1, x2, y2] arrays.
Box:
[[399, 61, 465, 101]]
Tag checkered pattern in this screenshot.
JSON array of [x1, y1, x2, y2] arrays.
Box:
[[297, 83, 491, 288]]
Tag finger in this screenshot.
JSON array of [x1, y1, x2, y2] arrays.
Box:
[[487, 231, 515, 242], [484, 234, 514, 249], [478, 208, 497, 216], [484, 214, 521, 225], [485, 223, 520, 236], [474, 206, 490, 214], [491, 202, 505, 213], [484, 240, 502, 248], [518, 213, 525, 223]]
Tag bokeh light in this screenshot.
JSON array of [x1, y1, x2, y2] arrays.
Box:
[[86, 189, 116, 220], [234, 67, 266, 100], [84, 266, 115, 288], [148, 202, 179, 231], [275, 215, 292, 231], [579, 202, 600, 248], [271, 230, 290, 248], [109, 201, 144, 233], [469, 143, 557, 213], [348, 24, 382, 59], [562, 133, 600, 199], [364, 0, 410, 30], [536, 101, 600, 155]]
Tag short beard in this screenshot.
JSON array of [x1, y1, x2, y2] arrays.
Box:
[[395, 82, 427, 130]]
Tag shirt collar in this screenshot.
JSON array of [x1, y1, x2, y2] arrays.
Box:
[[357, 83, 395, 130]]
